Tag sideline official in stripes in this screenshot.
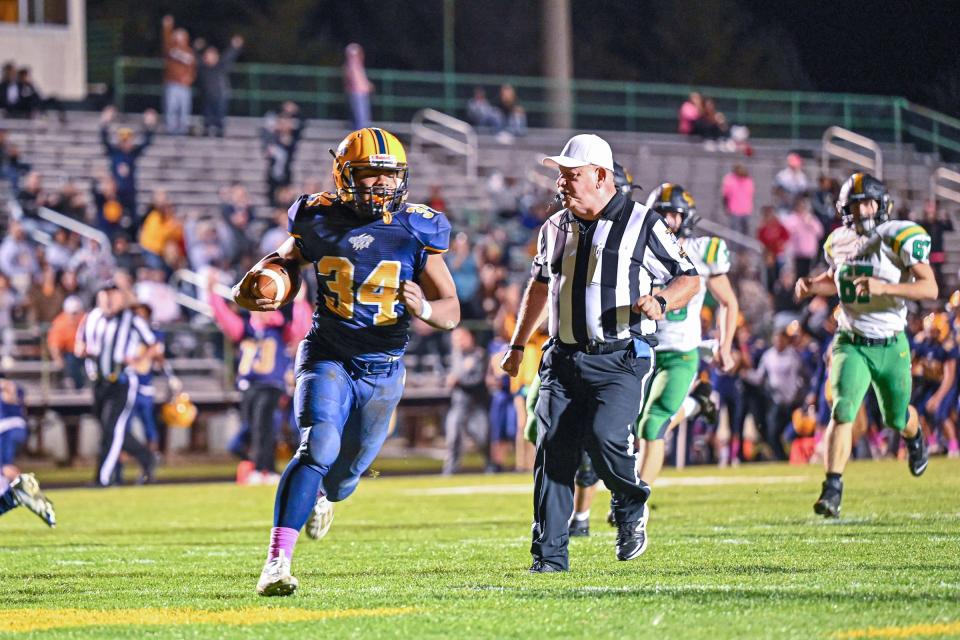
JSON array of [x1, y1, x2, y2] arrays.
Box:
[[502, 134, 699, 572], [75, 281, 157, 487]]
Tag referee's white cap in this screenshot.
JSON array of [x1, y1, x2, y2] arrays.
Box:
[[542, 134, 614, 172]]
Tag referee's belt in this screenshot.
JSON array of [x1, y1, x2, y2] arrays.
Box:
[[556, 337, 648, 356], [838, 331, 901, 347]]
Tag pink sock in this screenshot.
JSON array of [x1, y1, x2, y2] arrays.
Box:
[[268, 527, 299, 562], [949, 439, 959, 454], [927, 435, 938, 447]]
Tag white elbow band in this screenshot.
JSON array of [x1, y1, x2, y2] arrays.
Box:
[[419, 299, 433, 321]]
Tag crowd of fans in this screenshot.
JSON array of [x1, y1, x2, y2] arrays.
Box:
[[1, 43, 958, 478]]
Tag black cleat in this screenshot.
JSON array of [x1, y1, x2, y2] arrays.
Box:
[[615, 504, 649, 561], [568, 518, 590, 537], [905, 433, 929, 477], [529, 560, 566, 573], [813, 479, 842, 518], [691, 382, 718, 425]]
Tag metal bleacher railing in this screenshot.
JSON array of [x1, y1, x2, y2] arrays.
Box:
[[114, 56, 960, 157]]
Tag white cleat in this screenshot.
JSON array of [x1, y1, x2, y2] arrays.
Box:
[[256, 551, 298, 597], [11, 473, 56, 528], [305, 496, 334, 540]]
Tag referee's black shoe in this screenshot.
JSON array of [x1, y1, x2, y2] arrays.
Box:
[[905, 431, 929, 477], [568, 517, 589, 537], [529, 560, 566, 573], [813, 479, 842, 518], [615, 504, 649, 561]]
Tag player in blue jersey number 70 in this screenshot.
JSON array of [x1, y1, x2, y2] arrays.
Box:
[[233, 127, 460, 596]]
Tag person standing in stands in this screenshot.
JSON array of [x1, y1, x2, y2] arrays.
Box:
[[161, 15, 197, 135], [100, 106, 157, 224]]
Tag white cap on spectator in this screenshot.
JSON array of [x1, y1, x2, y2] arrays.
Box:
[[542, 134, 614, 172], [63, 295, 83, 314]]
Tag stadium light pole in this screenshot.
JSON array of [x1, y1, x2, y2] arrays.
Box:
[[541, 0, 573, 130], [443, 0, 455, 113]]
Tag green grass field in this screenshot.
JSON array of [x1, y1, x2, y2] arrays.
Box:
[[2, 459, 959, 639]]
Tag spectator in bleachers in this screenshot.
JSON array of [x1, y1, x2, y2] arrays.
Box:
[[16, 171, 55, 228], [678, 92, 704, 136], [772, 266, 802, 320], [185, 215, 228, 271], [467, 86, 503, 131], [161, 15, 197, 136], [748, 329, 804, 461], [44, 229, 73, 272], [0, 133, 29, 191], [427, 185, 447, 213], [721, 163, 755, 236], [343, 43, 373, 130], [25, 264, 64, 324], [48, 180, 89, 223], [698, 97, 729, 145], [448, 232, 480, 319], [5, 67, 65, 122], [922, 199, 953, 290], [497, 84, 527, 138], [262, 102, 306, 206], [139, 190, 184, 271], [259, 206, 289, 256], [134, 268, 181, 325], [197, 35, 243, 137], [100, 106, 157, 221], [0, 273, 17, 368], [67, 237, 115, 294], [486, 332, 516, 474], [0, 62, 16, 113], [91, 175, 132, 242], [112, 234, 138, 273], [810, 174, 839, 234], [442, 327, 490, 475], [757, 205, 789, 288], [219, 184, 255, 265], [782, 197, 823, 277], [46, 295, 85, 389], [0, 221, 38, 297], [774, 152, 810, 205]]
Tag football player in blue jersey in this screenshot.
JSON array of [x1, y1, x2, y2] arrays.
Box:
[[0, 375, 56, 527], [233, 127, 460, 596]]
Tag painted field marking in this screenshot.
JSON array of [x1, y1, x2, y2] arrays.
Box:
[[833, 621, 960, 638], [0, 606, 412, 633], [403, 475, 811, 496]]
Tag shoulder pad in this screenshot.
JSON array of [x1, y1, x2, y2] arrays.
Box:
[[398, 203, 452, 253], [287, 192, 338, 234]]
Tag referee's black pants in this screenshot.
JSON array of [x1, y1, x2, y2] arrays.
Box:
[[94, 376, 152, 487], [531, 342, 654, 570], [241, 383, 284, 473]]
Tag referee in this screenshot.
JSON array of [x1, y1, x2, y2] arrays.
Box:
[[75, 282, 157, 487], [502, 134, 699, 572]]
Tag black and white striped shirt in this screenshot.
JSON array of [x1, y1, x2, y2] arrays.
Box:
[[79, 307, 157, 382], [531, 191, 697, 344]]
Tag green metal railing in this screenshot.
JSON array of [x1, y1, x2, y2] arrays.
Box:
[[113, 56, 960, 158]]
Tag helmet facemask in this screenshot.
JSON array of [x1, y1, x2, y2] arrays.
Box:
[[339, 162, 409, 223]]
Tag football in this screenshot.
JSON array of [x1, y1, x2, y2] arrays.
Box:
[[253, 259, 301, 306]]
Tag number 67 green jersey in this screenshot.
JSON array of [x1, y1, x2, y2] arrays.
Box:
[[824, 220, 931, 339]]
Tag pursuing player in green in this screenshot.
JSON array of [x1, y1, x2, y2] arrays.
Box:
[[796, 173, 937, 518]]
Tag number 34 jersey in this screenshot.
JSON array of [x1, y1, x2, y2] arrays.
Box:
[[288, 193, 451, 363], [654, 235, 730, 352], [824, 220, 931, 339]]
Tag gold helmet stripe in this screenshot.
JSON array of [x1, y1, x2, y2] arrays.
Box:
[[661, 183, 673, 203], [853, 172, 864, 194], [370, 127, 388, 155]]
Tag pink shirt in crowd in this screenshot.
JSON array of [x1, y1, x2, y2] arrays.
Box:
[[721, 173, 755, 217], [678, 100, 700, 135], [782, 211, 824, 259]]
